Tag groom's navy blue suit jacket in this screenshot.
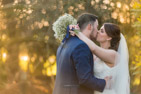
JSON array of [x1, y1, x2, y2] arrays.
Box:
[[53, 36, 106, 94]]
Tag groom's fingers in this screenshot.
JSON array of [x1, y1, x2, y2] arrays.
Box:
[[109, 76, 112, 79], [104, 76, 113, 89]]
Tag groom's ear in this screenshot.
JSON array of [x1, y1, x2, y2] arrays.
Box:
[[87, 24, 92, 30]]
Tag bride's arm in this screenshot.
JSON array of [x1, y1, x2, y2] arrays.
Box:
[[76, 32, 117, 64]]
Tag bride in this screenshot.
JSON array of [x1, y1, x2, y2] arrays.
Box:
[[69, 23, 130, 94]]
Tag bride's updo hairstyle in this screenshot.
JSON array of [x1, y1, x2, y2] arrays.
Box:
[[104, 23, 121, 51]]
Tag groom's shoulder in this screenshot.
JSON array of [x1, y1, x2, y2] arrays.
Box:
[[69, 37, 89, 50], [69, 36, 84, 44]]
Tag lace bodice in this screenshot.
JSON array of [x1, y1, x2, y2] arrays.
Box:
[[94, 58, 117, 94]]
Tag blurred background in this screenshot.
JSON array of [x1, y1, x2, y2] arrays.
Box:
[[0, 0, 140, 94]]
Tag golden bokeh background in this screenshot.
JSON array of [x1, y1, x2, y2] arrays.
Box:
[[0, 0, 140, 94]]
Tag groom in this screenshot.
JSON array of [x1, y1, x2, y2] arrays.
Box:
[[53, 13, 108, 94]]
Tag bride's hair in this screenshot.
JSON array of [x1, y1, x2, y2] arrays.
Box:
[[104, 23, 121, 51]]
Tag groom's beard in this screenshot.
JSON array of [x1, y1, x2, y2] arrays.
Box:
[[90, 27, 96, 41]]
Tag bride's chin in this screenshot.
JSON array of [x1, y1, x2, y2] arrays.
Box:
[[96, 39, 103, 44]]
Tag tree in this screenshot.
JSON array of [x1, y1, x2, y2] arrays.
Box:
[[0, 0, 140, 94], [130, 0, 141, 93]]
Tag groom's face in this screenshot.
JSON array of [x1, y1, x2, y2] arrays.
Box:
[[90, 19, 99, 40]]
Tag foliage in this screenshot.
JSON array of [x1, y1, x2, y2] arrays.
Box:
[[130, 0, 141, 93], [0, 0, 140, 94]]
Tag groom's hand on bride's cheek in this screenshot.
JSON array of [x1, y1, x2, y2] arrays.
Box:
[[104, 76, 112, 89]]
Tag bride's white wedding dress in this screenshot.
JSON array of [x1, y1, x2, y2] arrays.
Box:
[[93, 34, 130, 94], [94, 58, 117, 94]]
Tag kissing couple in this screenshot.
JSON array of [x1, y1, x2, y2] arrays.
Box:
[[53, 13, 130, 94]]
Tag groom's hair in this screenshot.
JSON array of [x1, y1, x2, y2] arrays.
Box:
[[77, 13, 98, 31]]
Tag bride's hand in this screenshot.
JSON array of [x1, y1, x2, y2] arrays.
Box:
[[69, 24, 80, 30], [69, 24, 80, 36]]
